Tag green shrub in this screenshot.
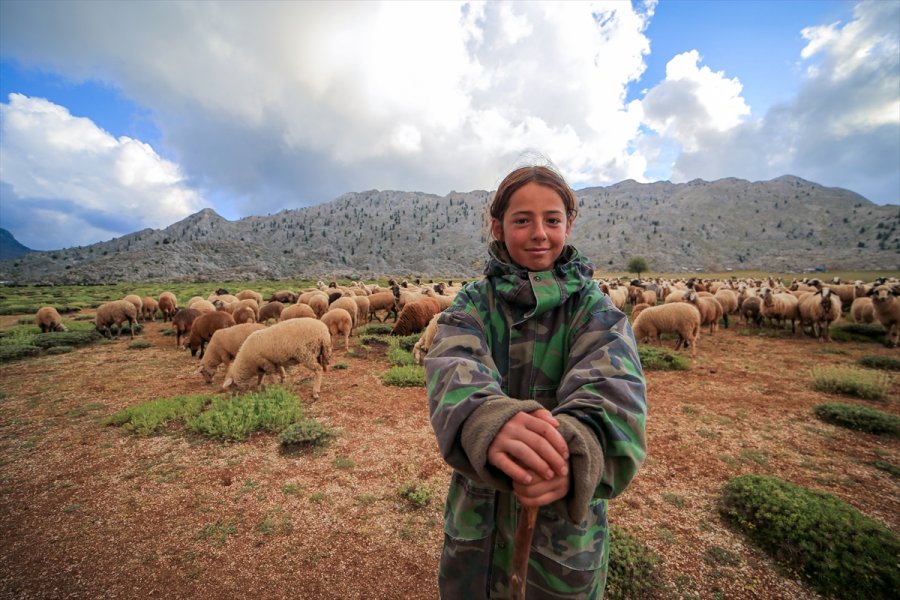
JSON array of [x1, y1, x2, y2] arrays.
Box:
[[858, 355, 900, 372], [398, 480, 433, 508], [873, 460, 900, 478], [359, 323, 393, 335], [382, 365, 426, 387], [813, 403, 900, 437], [103, 394, 211, 435], [606, 525, 667, 600], [392, 334, 420, 351], [45, 345, 74, 355], [387, 345, 416, 366], [829, 323, 887, 343], [638, 345, 690, 371], [32, 330, 101, 349], [0, 305, 41, 315], [719, 474, 900, 599], [128, 340, 152, 350], [811, 366, 890, 401], [278, 419, 336, 450], [187, 386, 303, 441], [0, 344, 41, 362], [332, 362, 349, 370]]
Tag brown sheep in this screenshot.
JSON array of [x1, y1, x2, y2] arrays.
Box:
[[759, 287, 800, 333], [303, 293, 329, 318], [281, 303, 317, 321], [321, 307, 353, 351], [198, 322, 267, 384], [235, 289, 264, 305], [172, 308, 201, 347], [269, 290, 298, 304], [850, 297, 876, 324], [232, 305, 257, 324], [158, 291, 178, 322], [259, 301, 285, 324], [739, 296, 763, 328], [413, 314, 441, 364], [329, 296, 359, 331], [629, 303, 651, 323], [186, 311, 236, 358], [95, 300, 138, 339], [713, 288, 739, 328], [123, 294, 143, 321], [391, 298, 442, 336], [36, 306, 67, 333], [141, 296, 159, 321], [352, 295, 371, 325]]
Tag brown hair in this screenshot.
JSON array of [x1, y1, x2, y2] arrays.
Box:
[[489, 165, 578, 223]]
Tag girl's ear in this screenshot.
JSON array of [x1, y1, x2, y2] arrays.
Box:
[[490, 218, 504, 241], [565, 216, 574, 238]]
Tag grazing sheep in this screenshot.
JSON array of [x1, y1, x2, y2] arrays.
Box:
[[391, 298, 442, 336], [269, 290, 299, 304], [235, 289, 264, 305], [321, 307, 353, 351], [798, 287, 842, 342], [303, 293, 329, 318], [186, 311, 236, 358], [713, 288, 739, 328], [739, 296, 763, 328], [329, 296, 359, 331], [158, 292, 178, 322], [413, 314, 440, 365], [421, 287, 454, 310], [223, 318, 332, 399], [599, 283, 627, 310], [259, 301, 285, 324], [826, 284, 856, 311], [631, 303, 702, 358], [207, 293, 238, 305], [36, 306, 66, 333], [123, 294, 143, 320], [629, 303, 651, 323], [281, 303, 317, 321], [352, 294, 371, 323], [171, 308, 201, 347], [682, 290, 724, 335], [230, 298, 259, 321], [95, 300, 138, 339], [198, 322, 267, 384], [368, 291, 400, 322], [759, 287, 800, 333], [867, 285, 900, 347], [232, 305, 257, 324], [190, 299, 217, 314], [141, 296, 159, 321], [850, 297, 876, 324]]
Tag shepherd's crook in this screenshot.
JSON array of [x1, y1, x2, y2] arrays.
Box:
[[510, 504, 539, 600]]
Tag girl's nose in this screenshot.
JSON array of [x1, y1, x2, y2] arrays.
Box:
[[532, 223, 547, 240]]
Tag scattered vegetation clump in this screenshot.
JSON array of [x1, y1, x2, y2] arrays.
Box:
[[638, 345, 690, 371], [605, 525, 667, 600], [387, 342, 416, 366], [278, 418, 336, 450], [359, 323, 393, 335], [719, 474, 900, 599], [128, 340, 152, 350], [103, 394, 211, 436], [0, 344, 41, 362], [873, 460, 900, 478], [332, 362, 349, 370], [392, 334, 420, 351], [829, 323, 887, 343], [398, 480, 433, 508], [382, 365, 426, 387], [188, 386, 304, 441], [0, 305, 42, 316], [32, 330, 101, 349], [45, 345, 75, 355], [813, 403, 900, 437], [811, 366, 890, 401], [858, 354, 900, 371]]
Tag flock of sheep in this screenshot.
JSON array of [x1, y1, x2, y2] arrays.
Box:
[[33, 274, 898, 400]]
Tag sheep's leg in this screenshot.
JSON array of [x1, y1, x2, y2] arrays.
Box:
[[311, 365, 323, 400], [343, 332, 349, 351]]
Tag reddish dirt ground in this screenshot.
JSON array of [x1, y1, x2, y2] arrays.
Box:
[[0, 313, 897, 599]]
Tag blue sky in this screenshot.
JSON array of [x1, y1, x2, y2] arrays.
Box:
[[0, 0, 897, 251]]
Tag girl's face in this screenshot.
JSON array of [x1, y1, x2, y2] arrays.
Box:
[[491, 182, 573, 272]]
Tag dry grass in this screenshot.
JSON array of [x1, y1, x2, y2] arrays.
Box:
[[0, 312, 898, 599]]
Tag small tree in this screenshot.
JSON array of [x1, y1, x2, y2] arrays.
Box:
[[627, 257, 649, 279]]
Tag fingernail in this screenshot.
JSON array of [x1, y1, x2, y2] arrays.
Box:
[[561, 466, 569, 476], [545, 469, 554, 480]]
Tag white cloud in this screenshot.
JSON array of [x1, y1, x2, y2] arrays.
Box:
[[639, 0, 899, 203], [0, 93, 207, 249]]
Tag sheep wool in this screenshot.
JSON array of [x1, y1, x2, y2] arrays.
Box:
[[321, 308, 353, 351], [798, 288, 842, 342], [391, 298, 442, 336], [413, 314, 440, 365], [198, 322, 266, 384], [632, 302, 702, 358], [850, 297, 876, 325], [95, 300, 138, 339], [172, 308, 201, 347], [158, 292, 178, 322], [187, 311, 236, 358], [141, 296, 159, 321], [36, 306, 67, 333], [281, 303, 317, 321], [329, 297, 359, 331], [868, 285, 900, 347], [223, 317, 332, 399]]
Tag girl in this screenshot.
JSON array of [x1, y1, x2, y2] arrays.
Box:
[[425, 164, 647, 598]]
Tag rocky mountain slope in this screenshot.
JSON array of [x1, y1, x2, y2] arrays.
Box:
[[1, 175, 897, 284]]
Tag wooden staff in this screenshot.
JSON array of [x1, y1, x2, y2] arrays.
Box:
[[509, 504, 539, 600]]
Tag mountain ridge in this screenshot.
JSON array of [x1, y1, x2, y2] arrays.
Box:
[[1, 175, 897, 284]]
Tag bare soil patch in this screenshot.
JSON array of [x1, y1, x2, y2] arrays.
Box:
[[0, 315, 897, 599]]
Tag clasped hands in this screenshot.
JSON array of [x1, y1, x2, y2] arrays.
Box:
[[486, 408, 570, 507]]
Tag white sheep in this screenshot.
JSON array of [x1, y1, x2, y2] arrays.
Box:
[[36, 306, 67, 333], [759, 287, 800, 334], [281, 303, 317, 321], [850, 297, 876, 324], [95, 300, 138, 338], [320, 307, 353, 351], [798, 287, 842, 342], [223, 317, 332, 399], [682, 290, 724, 334], [123, 294, 143, 320], [141, 296, 159, 321], [329, 296, 359, 331], [867, 284, 900, 347], [631, 302, 702, 358], [413, 314, 440, 365], [198, 322, 267, 383]]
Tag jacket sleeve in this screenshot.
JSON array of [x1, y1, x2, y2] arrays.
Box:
[[554, 296, 647, 507], [425, 296, 543, 488]]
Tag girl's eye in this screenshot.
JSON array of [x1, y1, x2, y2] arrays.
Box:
[[513, 218, 529, 225], [547, 218, 562, 226]]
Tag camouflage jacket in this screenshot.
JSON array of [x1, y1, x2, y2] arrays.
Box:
[[425, 242, 647, 599]]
